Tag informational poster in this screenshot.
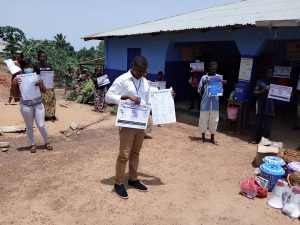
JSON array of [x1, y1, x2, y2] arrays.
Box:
[[4, 59, 21, 74], [268, 84, 293, 102], [190, 62, 204, 72], [238, 58, 253, 81], [115, 100, 151, 130], [273, 66, 291, 78], [150, 88, 176, 125], [16, 73, 41, 101], [40, 71, 54, 89], [158, 81, 166, 90], [97, 74, 110, 86], [208, 76, 223, 96]]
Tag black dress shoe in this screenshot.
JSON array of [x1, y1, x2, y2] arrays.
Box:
[[114, 184, 128, 199], [128, 180, 148, 192]]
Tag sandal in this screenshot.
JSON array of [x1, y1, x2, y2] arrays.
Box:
[[210, 139, 218, 145], [30, 145, 37, 153], [198, 138, 205, 144], [45, 143, 53, 151]]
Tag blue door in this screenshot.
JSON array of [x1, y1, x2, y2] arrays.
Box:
[[127, 48, 141, 70]]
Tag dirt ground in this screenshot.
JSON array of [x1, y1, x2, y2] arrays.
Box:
[[0, 73, 298, 225]]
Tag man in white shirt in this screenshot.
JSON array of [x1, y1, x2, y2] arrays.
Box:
[[105, 56, 150, 199]]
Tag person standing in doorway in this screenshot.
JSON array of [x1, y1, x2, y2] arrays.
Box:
[[188, 59, 201, 110], [156, 71, 164, 82], [198, 61, 225, 144], [250, 68, 275, 144], [33, 51, 57, 121]]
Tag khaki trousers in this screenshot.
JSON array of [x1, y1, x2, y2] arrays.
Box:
[[199, 111, 219, 134], [115, 127, 145, 184]]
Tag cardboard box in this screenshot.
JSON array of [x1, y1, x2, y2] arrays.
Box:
[[255, 143, 283, 166]]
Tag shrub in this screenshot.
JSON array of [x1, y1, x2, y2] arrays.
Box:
[[66, 91, 78, 101], [76, 80, 95, 104]]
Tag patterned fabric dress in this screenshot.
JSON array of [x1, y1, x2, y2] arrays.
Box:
[[42, 89, 56, 118], [94, 88, 107, 112], [33, 62, 56, 119], [92, 73, 107, 113], [9, 71, 22, 101]]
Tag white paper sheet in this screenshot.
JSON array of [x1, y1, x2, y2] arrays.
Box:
[[273, 66, 291, 78], [190, 62, 204, 72], [115, 100, 151, 129], [17, 73, 41, 101], [150, 88, 176, 125], [97, 75, 110, 86], [268, 84, 293, 102], [40, 71, 54, 89], [4, 59, 21, 74], [238, 58, 253, 81]]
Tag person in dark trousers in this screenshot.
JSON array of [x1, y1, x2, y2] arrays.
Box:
[[251, 68, 275, 144]]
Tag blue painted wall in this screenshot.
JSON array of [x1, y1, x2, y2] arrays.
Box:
[[104, 27, 300, 100]]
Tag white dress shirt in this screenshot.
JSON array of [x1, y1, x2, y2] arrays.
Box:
[[105, 70, 150, 105]]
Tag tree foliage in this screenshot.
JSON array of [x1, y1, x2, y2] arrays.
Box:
[[0, 26, 104, 87], [0, 26, 25, 58]]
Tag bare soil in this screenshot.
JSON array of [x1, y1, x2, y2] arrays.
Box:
[[0, 71, 298, 225]]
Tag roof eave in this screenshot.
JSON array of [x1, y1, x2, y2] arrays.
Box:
[[83, 24, 254, 41]]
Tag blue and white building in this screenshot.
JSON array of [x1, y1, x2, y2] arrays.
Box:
[[84, 0, 300, 102]]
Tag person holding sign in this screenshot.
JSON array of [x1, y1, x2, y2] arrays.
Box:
[[92, 67, 108, 112], [33, 51, 56, 121], [188, 59, 202, 110], [13, 59, 53, 153], [250, 68, 275, 144], [6, 53, 24, 105], [105, 56, 151, 199], [198, 62, 226, 144]]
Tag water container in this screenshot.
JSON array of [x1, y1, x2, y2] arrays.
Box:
[[260, 163, 285, 191], [234, 81, 250, 101]]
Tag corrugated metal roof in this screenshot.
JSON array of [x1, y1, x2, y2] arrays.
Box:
[[84, 0, 300, 40]]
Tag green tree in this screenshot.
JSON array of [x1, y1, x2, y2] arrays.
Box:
[[0, 26, 25, 58]]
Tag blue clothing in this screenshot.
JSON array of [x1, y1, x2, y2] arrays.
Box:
[[198, 74, 222, 112], [256, 79, 275, 117]]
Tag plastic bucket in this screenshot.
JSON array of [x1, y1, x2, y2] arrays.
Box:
[[260, 163, 285, 191], [263, 156, 286, 167], [287, 162, 300, 174], [227, 107, 239, 120], [234, 81, 250, 101]]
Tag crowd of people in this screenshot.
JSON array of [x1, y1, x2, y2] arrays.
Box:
[[4, 52, 299, 199]]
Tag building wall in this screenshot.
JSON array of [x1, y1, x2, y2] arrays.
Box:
[[104, 27, 300, 100]]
